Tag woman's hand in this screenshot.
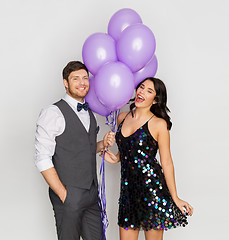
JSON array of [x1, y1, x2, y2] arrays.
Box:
[[103, 131, 116, 147], [173, 197, 193, 216], [100, 148, 120, 164]]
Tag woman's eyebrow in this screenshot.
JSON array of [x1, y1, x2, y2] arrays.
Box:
[[148, 87, 154, 92]]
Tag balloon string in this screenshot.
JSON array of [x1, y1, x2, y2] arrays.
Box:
[[98, 110, 120, 239], [98, 148, 108, 239], [105, 110, 120, 132]]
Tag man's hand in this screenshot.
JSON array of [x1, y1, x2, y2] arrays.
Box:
[[41, 167, 67, 203], [59, 188, 67, 203], [103, 131, 115, 147]]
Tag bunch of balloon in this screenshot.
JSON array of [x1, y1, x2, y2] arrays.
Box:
[[82, 8, 158, 237], [83, 8, 158, 119]]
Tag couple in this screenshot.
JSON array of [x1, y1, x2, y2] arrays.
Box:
[[35, 61, 193, 240]]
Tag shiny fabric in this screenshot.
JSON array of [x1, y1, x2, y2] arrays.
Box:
[[115, 116, 188, 231]]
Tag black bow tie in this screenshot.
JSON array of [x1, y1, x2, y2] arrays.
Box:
[[77, 102, 89, 112]]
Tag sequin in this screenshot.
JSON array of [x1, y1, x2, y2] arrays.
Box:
[[116, 117, 188, 231]]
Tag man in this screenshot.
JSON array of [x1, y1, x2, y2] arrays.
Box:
[[35, 61, 115, 240]]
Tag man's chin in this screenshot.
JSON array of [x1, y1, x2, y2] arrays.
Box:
[[73, 91, 89, 99], [79, 91, 89, 98]]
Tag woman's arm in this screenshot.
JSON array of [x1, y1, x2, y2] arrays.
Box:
[[151, 119, 193, 216], [99, 112, 128, 163], [157, 120, 178, 201], [96, 111, 128, 153], [100, 149, 120, 164], [96, 131, 115, 153]]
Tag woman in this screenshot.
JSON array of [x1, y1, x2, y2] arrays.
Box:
[[102, 77, 193, 240]]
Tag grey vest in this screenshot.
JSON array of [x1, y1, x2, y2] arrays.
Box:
[[52, 99, 98, 189]]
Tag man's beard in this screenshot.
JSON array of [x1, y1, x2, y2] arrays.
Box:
[[68, 87, 88, 99]]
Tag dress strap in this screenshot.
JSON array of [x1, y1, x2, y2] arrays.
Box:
[[147, 114, 155, 122], [118, 111, 131, 128]]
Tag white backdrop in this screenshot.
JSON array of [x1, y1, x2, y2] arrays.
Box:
[[1, 0, 229, 239]]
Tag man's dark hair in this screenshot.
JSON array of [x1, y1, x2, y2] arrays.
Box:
[[62, 61, 89, 81]]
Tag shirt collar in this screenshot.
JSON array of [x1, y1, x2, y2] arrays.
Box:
[[63, 93, 85, 110]]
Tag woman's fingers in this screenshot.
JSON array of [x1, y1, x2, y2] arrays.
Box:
[[106, 148, 113, 155], [187, 204, 193, 216], [106, 149, 116, 160], [106, 131, 116, 146], [184, 202, 189, 215], [175, 199, 193, 217], [177, 201, 187, 215], [179, 205, 186, 215], [100, 148, 118, 164], [183, 202, 193, 216], [185, 202, 193, 216]]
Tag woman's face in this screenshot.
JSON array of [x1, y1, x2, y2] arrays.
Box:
[[135, 79, 157, 109]]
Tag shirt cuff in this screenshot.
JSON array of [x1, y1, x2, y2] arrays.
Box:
[[35, 159, 54, 172]]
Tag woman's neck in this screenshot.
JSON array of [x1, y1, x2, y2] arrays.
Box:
[[133, 107, 153, 119]]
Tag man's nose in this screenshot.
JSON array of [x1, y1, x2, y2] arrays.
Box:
[[80, 78, 85, 84]]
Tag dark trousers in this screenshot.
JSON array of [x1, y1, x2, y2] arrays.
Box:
[[49, 182, 104, 240]]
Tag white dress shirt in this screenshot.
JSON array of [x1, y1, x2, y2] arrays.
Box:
[[34, 94, 93, 172]]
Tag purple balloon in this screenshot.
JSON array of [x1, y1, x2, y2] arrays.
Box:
[[108, 8, 142, 41], [82, 33, 117, 75], [94, 62, 134, 111], [85, 76, 111, 116], [117, 24, 156, 72], [134, 55, 158, 87]]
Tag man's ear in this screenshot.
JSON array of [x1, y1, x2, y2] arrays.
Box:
[[63, 79, 68, 89]]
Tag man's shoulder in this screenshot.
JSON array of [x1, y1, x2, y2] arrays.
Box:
[[41, 98, 66, 112], [41, 103, 60, 113], [37, 103, 63, 122]]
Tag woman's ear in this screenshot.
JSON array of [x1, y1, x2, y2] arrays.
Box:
[[153, 96, 159, 104]]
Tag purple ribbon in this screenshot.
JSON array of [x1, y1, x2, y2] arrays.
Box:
[[98, 110, 120, 239]]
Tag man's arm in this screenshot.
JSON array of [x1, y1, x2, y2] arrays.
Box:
[[97, 140, 105, 153], [35, 106, 66, 202], [41, 167, 66, 203]]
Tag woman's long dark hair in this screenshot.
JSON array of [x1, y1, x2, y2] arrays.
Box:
[[130, 77, 172, 130]]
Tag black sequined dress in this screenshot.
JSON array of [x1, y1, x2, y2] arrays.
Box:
[[115, 115, 188, 231]]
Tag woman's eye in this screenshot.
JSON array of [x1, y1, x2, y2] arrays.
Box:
[[148, 91, 152, 94]]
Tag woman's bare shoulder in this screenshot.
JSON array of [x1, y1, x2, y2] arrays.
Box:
[[117, 111, 129, 125], [149, 116, 168, 131]]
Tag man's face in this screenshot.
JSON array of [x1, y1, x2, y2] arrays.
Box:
[[63, 69, 89, 102]]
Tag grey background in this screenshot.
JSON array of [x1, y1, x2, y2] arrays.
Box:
[[0, 0, 228, 239]]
